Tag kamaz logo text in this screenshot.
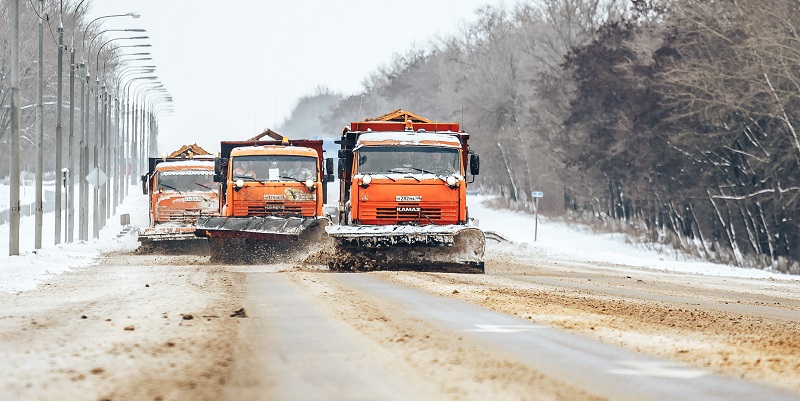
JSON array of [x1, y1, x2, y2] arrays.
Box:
[[397, 207, 422, 212], [396, 196, 422, 202]]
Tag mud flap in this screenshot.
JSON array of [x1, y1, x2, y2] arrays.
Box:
[[326, 225, 485, 273]]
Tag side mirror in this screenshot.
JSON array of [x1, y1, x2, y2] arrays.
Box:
[[213, 157, 227, 182], [325, 158, 334, 175], [337, 149, 351, 158], [325, 174, 335, 183], [140, 174, 148, 195], [470, 153, 480, 176], [214, 157, 227, 176], [338, 159, 345, 179]]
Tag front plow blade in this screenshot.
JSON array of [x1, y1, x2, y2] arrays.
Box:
[[195, 216, 328, 264], [137, 226, 209, 254], [195, 216, 323, 241], [325, 225, 485, 273]]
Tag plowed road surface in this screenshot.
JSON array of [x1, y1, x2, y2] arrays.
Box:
[[2, 246, 799, 400]]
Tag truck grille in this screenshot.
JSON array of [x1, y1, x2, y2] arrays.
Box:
[[361, 202, 457, 224], [233, 201, 315, 217], [158, 209, 213, 223], [376, 207, 443, 221]]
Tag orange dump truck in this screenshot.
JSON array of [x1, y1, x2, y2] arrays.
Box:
[[194, 130, 334, 262], [326, 109, 485, 272], [138, 145, 219, 249]]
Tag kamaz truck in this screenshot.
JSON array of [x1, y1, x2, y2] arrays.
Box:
[[138, 145, 219, 252], [195, 130, 334, 263], [326, 110, 485, 272]]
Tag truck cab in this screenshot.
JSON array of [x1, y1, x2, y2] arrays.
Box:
[[345, 131, 473, 226], [222, 145, 328, 218], [195, 137, 335, 263]]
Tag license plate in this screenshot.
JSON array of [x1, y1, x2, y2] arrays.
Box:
[[396, 195, 422, 202]]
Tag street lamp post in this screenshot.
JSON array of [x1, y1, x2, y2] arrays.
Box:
[[133, 84, 166, 163], [130, 82, 163, 178], [99, 45, 150, 223], [65, 0, 89, 245], [120, 74, 157, 196], [55, 15, 64, 245], [109, 64, 154, 205], [9, 0, 21, 255], [79, 63, 89, 241], [78, 11, 140, 240], [89, 37, 149, 235], [67, 41, 76, 243], [34, 0, 44, 249], [92, 74, 100, 238], [147, 93, 172, 160]]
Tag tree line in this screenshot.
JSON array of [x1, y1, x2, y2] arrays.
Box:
[[279, 0, 800, 273], [0, 0, 107, 179]]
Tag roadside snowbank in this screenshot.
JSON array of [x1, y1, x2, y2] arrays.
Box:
[[0, 186, 148, 293], [469, 195, 800, 281]]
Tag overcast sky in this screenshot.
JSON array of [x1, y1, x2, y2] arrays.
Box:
[[84, 0, 505, 153]]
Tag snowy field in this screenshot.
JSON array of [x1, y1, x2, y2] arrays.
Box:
[[473, 196, 800, 280], [1, 185, 798, 294]]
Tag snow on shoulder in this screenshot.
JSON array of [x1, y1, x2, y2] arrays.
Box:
[[356, 131, 462, 148], [468, 195, 800, 281], [0, 185, 148, 294]]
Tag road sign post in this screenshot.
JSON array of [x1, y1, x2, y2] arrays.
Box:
[[531, 191, 543, 242]]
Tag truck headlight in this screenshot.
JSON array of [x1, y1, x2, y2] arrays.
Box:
[[305, 179, 315, 190], [446, 175, 457, 187], [235, 179, 244, 188], [361, 174, 372, 187]]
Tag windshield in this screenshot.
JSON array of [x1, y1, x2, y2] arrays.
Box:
[[232, 155, 317, 182], [356, 146, 460, 175], [157, 171, 216, 192]]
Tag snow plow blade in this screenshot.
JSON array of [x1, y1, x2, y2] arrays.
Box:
[[137, 226, 209, 254], [195, 216, 325, 240], [195, 216, 328, 263], [325, 225, 485, 273]]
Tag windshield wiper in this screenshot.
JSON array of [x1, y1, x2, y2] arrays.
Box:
[[160, 183, 182, 193], [407, 167, 435, 174], [194, 182, 215, 191], [389, 167, 432, 182], [407, 167, 447, 183], [366, 173, 397, 182], [279, 175, 305, 183]]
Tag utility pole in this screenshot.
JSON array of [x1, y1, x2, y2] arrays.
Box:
[[9, 0, 21, 256], [93, 77, 100, 239], [79, 67, 89, 241], [131, 102, 138, 186], [35, 0, 45, 249], [55, 15, 65, 245], [113, 95, 120, 214], [101, 86, 108, 225], [68, 45, 76, 243]]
